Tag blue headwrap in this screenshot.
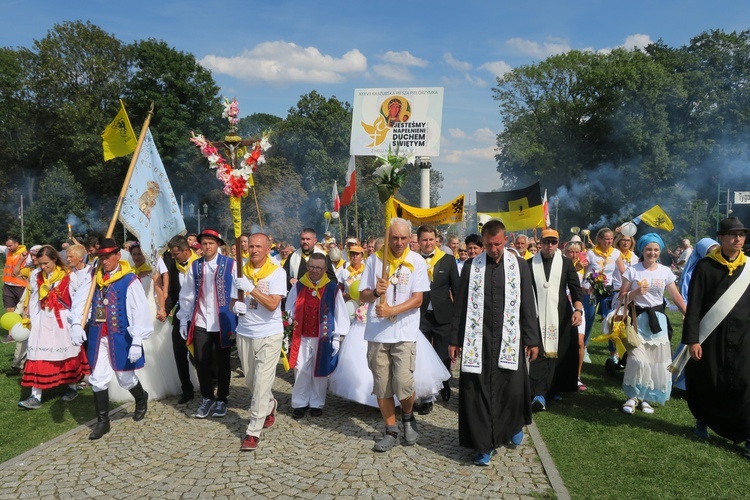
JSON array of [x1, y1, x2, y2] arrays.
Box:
[[679, 237, 719, 301], [636, 233, 665, 254]]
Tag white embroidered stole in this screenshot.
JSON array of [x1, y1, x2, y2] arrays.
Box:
[[532, 250, 562, 358], [461, 251, 522, 373]]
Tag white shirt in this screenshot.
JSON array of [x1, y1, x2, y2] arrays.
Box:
[[622, 263, 676, 308], [584, 248, 622, 290], [177, 256, 237, 331], [232, 267, 287, 339], [360, 251, 430, 343]]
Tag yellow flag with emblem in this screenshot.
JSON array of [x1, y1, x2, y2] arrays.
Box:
[[101, 99, 137, 161], [635, 205, 674, 231], [387, 194, 465, 225]]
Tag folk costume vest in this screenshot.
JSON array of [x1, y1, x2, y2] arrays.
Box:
[[289, 279, 339, 377], [187, 254, 237, 348], [88, 272, 144, 371]]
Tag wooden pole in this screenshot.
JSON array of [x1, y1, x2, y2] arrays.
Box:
[[250, 184, 263, 231], [81, 103, 155, 329]]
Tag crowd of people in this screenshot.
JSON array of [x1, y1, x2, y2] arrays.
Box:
[[3, 214, 750, 463]]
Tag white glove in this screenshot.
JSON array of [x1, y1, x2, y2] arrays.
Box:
[[71, 324, 87, 346], [128, 344, 143, 363], [331, 338, 340, 356], [236, 276, 255, 293], [233, 301, 247, 315], [179, 323, 188, 340]]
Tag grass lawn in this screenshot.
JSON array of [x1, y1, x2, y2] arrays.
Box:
[[534, 310, 750, 499], [0, 340, 99, 463]]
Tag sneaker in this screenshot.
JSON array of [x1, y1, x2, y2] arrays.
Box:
[[577, 379, 588, 392], [418, 402, 433, 415], [61, 388, 79, 402], [694, 420, 709, 439], [531, 395, 546, 412], [403, 416, 419, 445], [583, 349, 592, 364], [263, 399, 277, 429], [473, 449, 496, 466], [373, 432, 398, 452], [196, 398, 216, 419], [212, 401, 228, 418], [240, 435, 259, 451], [510, 430, 524, 446], [18, 396, 42, 410]]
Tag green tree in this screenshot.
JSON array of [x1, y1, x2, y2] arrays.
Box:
[[22, 162, 89, 244]]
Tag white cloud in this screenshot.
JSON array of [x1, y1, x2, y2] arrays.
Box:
[[474, 128, 496, 143], [623, 34, 654, 50], [449, 128, 467, 138], [372, 64, 414, 82], [380, 50, 428, 67], [479, 60, 513, 78], [506, 37, 571, 58], [465, 74, 488, 87], [200, 41, 367, 84], [443, 52, 472, 72]]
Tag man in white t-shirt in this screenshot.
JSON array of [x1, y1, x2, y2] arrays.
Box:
[[359, 218, 430, 452], [676, 239, 693, 270], [231, 233, 287, 452]]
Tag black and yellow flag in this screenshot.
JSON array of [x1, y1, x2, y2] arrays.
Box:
[[101, 99, 137, 161], [476, 182, 545, 231], [386, 194, 465, 225], [634, 205, 674, 231]]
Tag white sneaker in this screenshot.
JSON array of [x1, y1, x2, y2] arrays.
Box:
[[583, 349, 592, 364]]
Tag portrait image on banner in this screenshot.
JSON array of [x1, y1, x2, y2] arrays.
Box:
[[350, 87, 444, 157]]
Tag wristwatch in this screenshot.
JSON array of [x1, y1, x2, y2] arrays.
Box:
[[574, 308, 583, 314]]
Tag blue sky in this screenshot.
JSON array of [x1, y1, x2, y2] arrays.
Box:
[[3, 0, 750, 204]]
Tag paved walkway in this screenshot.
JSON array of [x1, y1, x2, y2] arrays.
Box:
[[0, 365, 567, 499]]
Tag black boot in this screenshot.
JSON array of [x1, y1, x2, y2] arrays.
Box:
[[89, 390, 111, 440], [129, 382, 149, 421]]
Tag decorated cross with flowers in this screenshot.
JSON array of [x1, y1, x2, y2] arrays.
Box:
[[190, 98, 271, 235]]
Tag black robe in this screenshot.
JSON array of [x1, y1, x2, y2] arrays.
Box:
[[683, 257, 750, 443], [450, 254, 541, 453], [528, 254, 583, 396]]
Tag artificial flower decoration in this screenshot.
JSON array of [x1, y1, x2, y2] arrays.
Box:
[[372, 146, 414, 203]]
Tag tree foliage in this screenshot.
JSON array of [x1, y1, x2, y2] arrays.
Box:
[[493, 30, 750, 241]]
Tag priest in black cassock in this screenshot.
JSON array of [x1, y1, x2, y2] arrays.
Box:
[[449, 220, 540, 466], [527, 229, 584, 411], [682, 216, 750, 458]]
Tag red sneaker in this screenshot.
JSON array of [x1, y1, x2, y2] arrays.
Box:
[[263, 399, 277, 429], [240, 435, 259, 451]]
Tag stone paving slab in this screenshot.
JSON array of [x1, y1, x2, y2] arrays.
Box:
[[0, 365, 563, 499]]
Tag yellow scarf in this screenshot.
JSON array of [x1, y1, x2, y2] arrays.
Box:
[[96, 261, 135, 287], [423, 247, 446, 281], [39, 266, 67, 301], [335, 259, 345, 270], [592, 245, 614, 261], [707, 247, 747, 276], [346, 263, 365, 278], [523, 250, 533, 260], [376, 247, 414, 277], [620, 249, 633, 264], [134, 262, 152, 275], [299, 272, 331, 299], [175, 251, 199, 274], [13, 245, 27, 257], [242, 251, 250, 260], [243, 256, 280, 284]]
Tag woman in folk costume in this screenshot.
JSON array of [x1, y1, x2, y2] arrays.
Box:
[[18, 245, 90, 409], [286, 253, 350, 417], [618, 233, 686, 414]]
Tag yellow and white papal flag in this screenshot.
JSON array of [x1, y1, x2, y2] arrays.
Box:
[[101, 99, 137, 161]]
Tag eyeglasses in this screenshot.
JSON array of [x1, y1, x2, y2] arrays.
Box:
[[541, 239, 558, 245], [307, 265, 326, 271], [727, 232, 747, 238], [458, 249, 468, 253]]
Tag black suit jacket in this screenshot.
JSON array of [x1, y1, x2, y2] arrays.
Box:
[[421, 254, 460, 326]]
